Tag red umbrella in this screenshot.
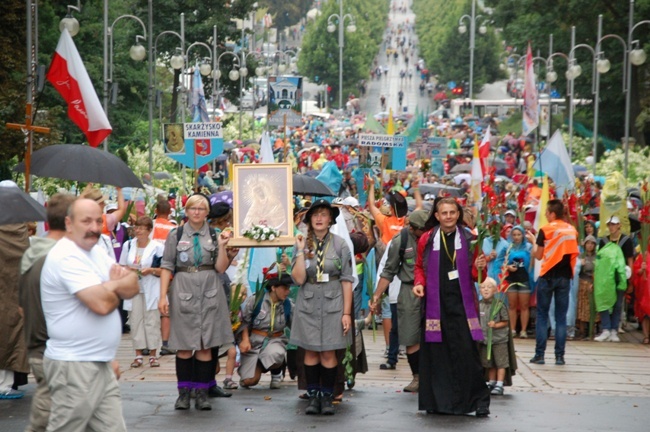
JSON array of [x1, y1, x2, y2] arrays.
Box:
[[434, 91, 447, 101]]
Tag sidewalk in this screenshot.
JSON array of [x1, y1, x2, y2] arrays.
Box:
[[115, 326, 650, 398]]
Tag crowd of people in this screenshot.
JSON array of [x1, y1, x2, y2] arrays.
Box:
[[2, 3, 649, 431]]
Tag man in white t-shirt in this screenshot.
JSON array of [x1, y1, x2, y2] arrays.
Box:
[[40, 198, 138, 431]]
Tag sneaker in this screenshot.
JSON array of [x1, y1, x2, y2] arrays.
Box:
[[305, 390, 321, 415], [519, 332, 528, 339], [476, 406, 490, 417], [269, 375, 282, 390], [609, 331, 620, 342], [594, 329, 611, 342], [0, 389, 24, 400], [174, 388, 191, 410], [208, 385, 232, 398], [490, 385, 504, 396], [555, 356, 566, 365], [398, 349, 407, 359], [320, 392, 335, 416], [223, 378, 238, 390], [383, 348, 389, 358], [529, 355, 545, 365], [159, 346, 176, 356], [194, 388, 212, 411], [379, 362, 396, 370], [512, 329, 518, 338]]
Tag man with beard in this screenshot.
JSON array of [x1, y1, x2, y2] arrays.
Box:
[[40, 198, 139, 431], [413, 197, 490, 417]]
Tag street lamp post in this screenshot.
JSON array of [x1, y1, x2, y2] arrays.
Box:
[[327, 0, 356, 110], [458, 0, 488, 115], [152, 17, 184, 176], [624, 0, 650, 178], [544, 34, 570, 140], [104, 14, 148, 152]]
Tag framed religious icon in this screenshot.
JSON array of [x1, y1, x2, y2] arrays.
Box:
[[230, 163, 295, 248]]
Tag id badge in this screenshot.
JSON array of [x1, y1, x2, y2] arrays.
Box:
[[448, 270, 459, 280], [318, 273, 330, 283]]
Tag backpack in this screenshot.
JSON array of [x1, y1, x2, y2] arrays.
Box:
[[398, 226, 410, 265], [251, 296, 292, 328], [173, 225, 218, 264]]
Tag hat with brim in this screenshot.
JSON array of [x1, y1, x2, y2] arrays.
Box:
[[209, 202, 231, 219], [303, 199, 340, 224], [265, 272, 294, 289], [606, 216, 621, 225], [81, 188, 107, 205], [386, 191, 408, 218]]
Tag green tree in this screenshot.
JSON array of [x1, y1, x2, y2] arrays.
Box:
[[298, 0, 389, 108], [413, 0, 501, 95], [486, 0, 650, 147]]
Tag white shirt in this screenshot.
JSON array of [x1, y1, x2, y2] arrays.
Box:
[[119, 239, 164, 311], [376, 240, 400, 304], [41, 237, 120, 362]]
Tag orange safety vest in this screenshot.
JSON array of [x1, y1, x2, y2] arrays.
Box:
[[152, 217, 175, 242], [539, 220, 579, 277]]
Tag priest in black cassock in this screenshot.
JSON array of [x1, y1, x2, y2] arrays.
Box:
[[413, 197, 490, 417]]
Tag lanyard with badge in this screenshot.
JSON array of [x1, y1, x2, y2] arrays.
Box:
[[441, 230, 459, 281]]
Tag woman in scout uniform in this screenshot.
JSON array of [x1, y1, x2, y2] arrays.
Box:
[[159, 194, 238, 411], [238, 271, 293, 389], [291, 199, 354, 416]]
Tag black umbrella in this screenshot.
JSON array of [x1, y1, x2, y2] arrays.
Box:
[[340, 138, 357, 146], [292, 174, 335, 197], [450, 163, 471, 174], [0, 186, 47, 225], [417, 183, 463, 198], [242, 139, 258, 146], [14, 144, 143, 188]]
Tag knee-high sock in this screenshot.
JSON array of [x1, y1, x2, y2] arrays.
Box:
[[175, 356, 194, 389], [209, 347, 220, 386], [304, 364, 321, 393], [320, 365, 337, 395], [406, 351, 420, 375], [194, 359, 214, 390]]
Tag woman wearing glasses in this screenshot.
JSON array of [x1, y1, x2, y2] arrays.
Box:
[[159, 194, 238, 411]]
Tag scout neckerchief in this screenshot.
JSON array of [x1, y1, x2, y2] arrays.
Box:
[[193, 233, 202, 266], [315, 233, 330, 281]]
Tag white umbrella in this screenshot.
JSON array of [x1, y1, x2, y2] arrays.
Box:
[[453, 173, 471, 185]]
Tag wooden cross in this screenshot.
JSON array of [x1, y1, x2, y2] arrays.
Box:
[[6, 102, 50, 192]]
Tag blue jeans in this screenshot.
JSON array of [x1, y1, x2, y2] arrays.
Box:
[[600, 290, 625, 331], [535, 276, 570, 358], [387, 303, 399, 365]]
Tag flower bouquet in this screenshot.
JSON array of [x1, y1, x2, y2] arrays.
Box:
[[242, 224, 280, 242]]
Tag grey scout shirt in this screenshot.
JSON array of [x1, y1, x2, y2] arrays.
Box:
[[380, 228, 417, 285]]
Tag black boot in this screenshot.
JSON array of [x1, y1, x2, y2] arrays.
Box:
[[174, 387, 191, 410], [194, 388, 212, 411], [320, 392, 335, 415], [305, 390, 321, 415]]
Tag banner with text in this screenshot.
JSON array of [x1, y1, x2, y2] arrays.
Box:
[[164, 123, 224, 169], [358, 133, 406, 148]]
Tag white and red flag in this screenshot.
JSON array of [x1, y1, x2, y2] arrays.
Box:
[[522, 42, 539, 136], [47, 28, 112, 147]]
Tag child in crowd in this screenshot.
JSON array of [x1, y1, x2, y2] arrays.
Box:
[[576, 235, 599, 340], [478, 277, 510, 396]]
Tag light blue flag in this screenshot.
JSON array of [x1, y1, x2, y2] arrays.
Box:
[[532, 130, 575, 196]]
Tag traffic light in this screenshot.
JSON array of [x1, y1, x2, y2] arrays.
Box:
[[327, 85, 332, 94], [316, 93, 322, 108]]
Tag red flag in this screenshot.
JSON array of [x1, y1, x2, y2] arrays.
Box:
[[47, 29, 112, 147], [522, 42, 539, 135]]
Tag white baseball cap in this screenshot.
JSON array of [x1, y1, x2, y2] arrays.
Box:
[[341, 197, 360, 208], [607, 216, 621, 225]]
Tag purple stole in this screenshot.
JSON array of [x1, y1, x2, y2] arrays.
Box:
[[424, 227, 483, 343]]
